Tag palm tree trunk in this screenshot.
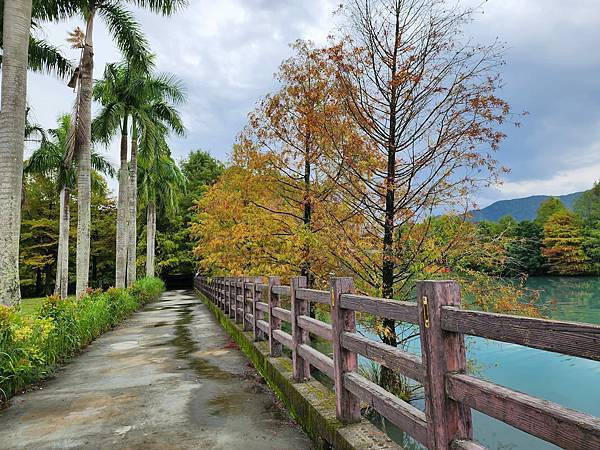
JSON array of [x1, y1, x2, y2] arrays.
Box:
[[146, 201, 156, 277], [115, 122, 129, 288], [54, 187, 70, 298], [126, 125, 138, 286], [75, 11, 95, 297], [0, 0, 33, 306]]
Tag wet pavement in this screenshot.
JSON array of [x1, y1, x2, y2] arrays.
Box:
[[0, 290, 313, 449]]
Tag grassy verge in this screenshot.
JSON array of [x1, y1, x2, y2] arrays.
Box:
[[0, 277, 165, 404]]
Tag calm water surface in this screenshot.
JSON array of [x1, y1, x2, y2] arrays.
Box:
[[470, 276, 600, 449]]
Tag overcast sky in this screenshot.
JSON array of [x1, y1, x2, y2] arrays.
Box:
[[26, 0, 600, 208]]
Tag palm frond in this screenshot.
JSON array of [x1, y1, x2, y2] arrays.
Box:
[[98, 2, 152, 72], [126, 0, 188, 16]]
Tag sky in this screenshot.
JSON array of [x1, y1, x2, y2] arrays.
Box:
[[26, 0, 600, 208]]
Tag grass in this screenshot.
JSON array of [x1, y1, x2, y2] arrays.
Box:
[[19, 297, 65, 317]]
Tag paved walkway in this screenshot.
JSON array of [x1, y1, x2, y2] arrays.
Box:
[[0, 290, 312, 449]]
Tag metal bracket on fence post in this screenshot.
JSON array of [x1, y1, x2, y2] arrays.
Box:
[[417, 280, 472, 450], [291, 276, 310, 381], [331, 276, 361, 423], [268, 276, 282, 357]]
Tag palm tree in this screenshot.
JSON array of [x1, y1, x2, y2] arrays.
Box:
[[61, 0, 185, 296], [138, 139, 186, 277], [0, 0, 33, 306], [0, 0, 75, 78], [25, 114, 115, 298], [94, 60, 185, 286]]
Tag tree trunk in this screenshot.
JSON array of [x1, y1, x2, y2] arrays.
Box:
[[146, 201, 156, 278], [75, 11, 95, 297], [0, 0, 33, 306], [44, 265, 52, 296], [115, 121, 129, 288], [35, 268, 42, 296], [126, 125, 138, 286], [54, 187, 70, 298]]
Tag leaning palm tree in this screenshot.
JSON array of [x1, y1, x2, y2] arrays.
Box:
[[62, 0, 186, 296], [138, 138, 186, 277], [0, 0, 33, 306], [25, 114, 115, 298], [94, 60, 185, 286]]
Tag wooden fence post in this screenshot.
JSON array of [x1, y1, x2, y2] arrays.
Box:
[[229, 277, 236, 319], [417, 280, 472, 450], [252, 276, 262, 340], [291, 276, 310, 381], [268, 276, 282, 357], [227, 278, 232, 315], [331, 277, 361, 423]]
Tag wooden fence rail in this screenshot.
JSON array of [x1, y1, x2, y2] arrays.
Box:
[[195, 275, 600, 450]]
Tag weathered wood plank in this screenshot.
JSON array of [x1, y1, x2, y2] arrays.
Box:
[[246, 312, 254, 323], [441, 307, 600, 361], [268, 277, 282, 357], [272, 285, 291, 296], [340, 332, 425, 383], [295, 288, 330, 304], [256, 283, 267, 292], [451, 439, 487, 450], [297, 344, 334, 379], [256, 319, 269, 335], [271, 306, 292, 322], [344, 372, 428, 446], [291, 276, 310, 381], [418, 281, 472, 450], [272, 329, 293, 349], [255, 301, 269, 312], [297, 315, 332, 341], [331, 277, 361, 423], [340, 294, 419, 324], [447, 373, 600, 450]]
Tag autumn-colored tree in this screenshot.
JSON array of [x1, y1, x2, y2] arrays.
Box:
[[237, 40, 359, 289], [318, 0, 517, 387], [542, 211, 589, 275]]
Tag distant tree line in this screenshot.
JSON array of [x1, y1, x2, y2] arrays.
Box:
[[474, 182, 600, 276]]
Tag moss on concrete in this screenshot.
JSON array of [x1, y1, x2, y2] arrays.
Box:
[[196, 290, 401, 450]]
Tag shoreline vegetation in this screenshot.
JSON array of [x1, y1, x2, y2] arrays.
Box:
[[0, 277, 164, 405]]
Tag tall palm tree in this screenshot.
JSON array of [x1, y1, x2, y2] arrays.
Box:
[[138, 138, 186, 277], [94, 60, 185, 286], [62, 0, 185, 296], [25, 114, 115, 298], [0, 0, 33, 306]]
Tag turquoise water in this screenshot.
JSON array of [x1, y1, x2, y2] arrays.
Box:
[[470, 276, 600, 449]]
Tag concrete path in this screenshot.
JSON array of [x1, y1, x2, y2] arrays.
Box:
[[0, 290, 313, 449]]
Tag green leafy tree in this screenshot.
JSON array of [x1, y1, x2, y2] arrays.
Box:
[[159, 150, 222, 280], [542, 211, 589, 275], [507, 221, 545, 275], [574, 181, 600, 274], [535, 197, 567, 226]]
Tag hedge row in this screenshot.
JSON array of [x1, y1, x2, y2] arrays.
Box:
[[0, 277, 165, 404]]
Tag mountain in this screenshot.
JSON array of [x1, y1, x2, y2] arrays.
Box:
[[470, 191, 584, 222]]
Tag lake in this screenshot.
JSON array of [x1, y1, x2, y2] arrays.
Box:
[[470, 276, 600, 449]]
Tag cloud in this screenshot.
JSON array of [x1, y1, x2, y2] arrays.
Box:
[[24, 0, 600, 205]]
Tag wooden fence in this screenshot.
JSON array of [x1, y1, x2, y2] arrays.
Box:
[[194, 275, 600, 450]]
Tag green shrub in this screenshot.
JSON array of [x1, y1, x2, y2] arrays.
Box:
[[0, 277, 164, 404]]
